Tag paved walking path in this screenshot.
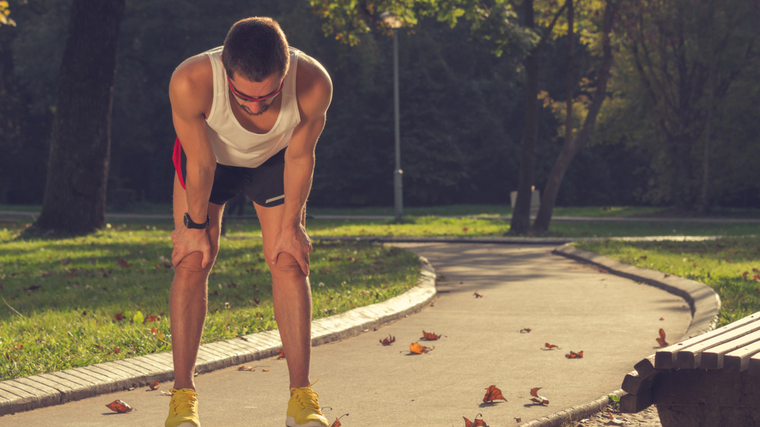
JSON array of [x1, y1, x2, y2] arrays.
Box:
[[1, 242, 717, 427]]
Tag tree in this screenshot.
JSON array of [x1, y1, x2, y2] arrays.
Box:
[[532, 0, 616, 232], [28, 0, 125, 236], [615, 0, 760, 210]]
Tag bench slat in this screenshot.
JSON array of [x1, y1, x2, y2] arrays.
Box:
[[722, 339, 760, 373], [655, 312, 760, 369], [699, 330, 760, 370], [676, 322, 760, 369]]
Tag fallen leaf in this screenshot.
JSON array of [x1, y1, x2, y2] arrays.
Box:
[[237, 365, 255, 371], [544, 343, 560, 350], [262, 369, 269, 372], [149, 381, 159, 390], [379, 335, 396, 346], [565, 350, 584, 359], [410, 342, 432, 354], [113, 312, 125, 321], [473, 292, 483, 298], [144, 315, 158, 323], [117, 259, 131, 268], [277, 349, 286, 359], [659, 317, 664, 321], [519, 328, 532, 333], [530, 387, 549, 405], [515, 417, 522, 423], [463, 413, 490, 427], [421, 330, 441, 340], [608, 412, 625, 425], [656, 328, 668, 347], [664, 274, 672, 278], [330, 413, 349, 427], [106, 399, 133, 413], [482, 385, 507, 403], [599, 268, 608, 273]]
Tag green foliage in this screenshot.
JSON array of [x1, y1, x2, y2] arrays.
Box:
[[0, 1, 15, 26], [594, 0, 760, 208], [577, 237, 760, 327], [0, 225, 419, 380]]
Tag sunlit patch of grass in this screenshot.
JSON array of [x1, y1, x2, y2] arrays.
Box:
[[0, 225, 419, 380], [577, 237, 760, 327]]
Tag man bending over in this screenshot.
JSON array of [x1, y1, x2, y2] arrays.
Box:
[[166, 16, 332, 427]]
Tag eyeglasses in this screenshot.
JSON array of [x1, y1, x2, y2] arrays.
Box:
[[227, 76, 285, 103]]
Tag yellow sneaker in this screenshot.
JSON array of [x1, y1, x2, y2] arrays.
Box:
[[286, 382, 329, 427], [165, 388, 200, 427]]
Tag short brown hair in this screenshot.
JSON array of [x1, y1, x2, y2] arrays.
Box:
[[222, 17, 290, 82]]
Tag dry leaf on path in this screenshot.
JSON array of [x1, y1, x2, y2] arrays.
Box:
[[656, 328, 668, 347], [277, 349, 286, 359], [482, 385, 507, 403], [410, 342, 433, 354], [544, 343, 559, 350], [106, 399, 133, 413], [149, 381, 159, 390], [519, 328, 532, 333], [463, 413, 490, 427], [379, 335, 395, 346], [473, 292, 483, 298], [330, 413, 349, 427], [565, 350, 584, 359], [530, 387, 549, 405], [238, 365, 255, 371], [421, 330, 441, 340]]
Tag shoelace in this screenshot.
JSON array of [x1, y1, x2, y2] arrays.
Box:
[[169, 388, 198, 414], [291, 383, 323, 414]]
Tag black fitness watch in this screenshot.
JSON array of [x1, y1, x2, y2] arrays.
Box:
[[184, 213, 210, 229]]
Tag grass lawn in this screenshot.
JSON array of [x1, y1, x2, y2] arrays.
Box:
[[0, 222, 420, 381], [576, 238, 760, 327], [230, 217, 760, 239]]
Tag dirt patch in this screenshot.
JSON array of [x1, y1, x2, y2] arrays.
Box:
[[561, 405, 661, 427]]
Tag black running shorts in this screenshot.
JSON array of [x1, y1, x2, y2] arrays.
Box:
[[173, 138, 286, 208]]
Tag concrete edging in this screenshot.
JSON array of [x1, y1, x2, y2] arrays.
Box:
[[0, 257, 437, 416], [516, 243, 721, 427]]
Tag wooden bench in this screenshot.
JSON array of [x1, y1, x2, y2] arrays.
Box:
[[621, 311, 760, 426]]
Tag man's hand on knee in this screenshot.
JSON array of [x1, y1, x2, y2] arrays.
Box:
[[171, 227, 212, 268], [270, 225, 311, 276]]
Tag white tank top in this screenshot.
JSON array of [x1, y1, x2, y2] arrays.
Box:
[[203, 46, 301, 167]]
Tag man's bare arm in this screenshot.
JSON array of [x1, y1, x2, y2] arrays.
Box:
[[274, 55, 333, 274], [169, 57, 216, 267]]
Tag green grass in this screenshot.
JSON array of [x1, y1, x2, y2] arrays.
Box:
[[0, 223, 420, 381], [225, 217, 760, 239], [576, 237, 760, 327]]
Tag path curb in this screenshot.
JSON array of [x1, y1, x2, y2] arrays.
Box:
[[0, 257, 437, 416], [515, 243, 721, 427]]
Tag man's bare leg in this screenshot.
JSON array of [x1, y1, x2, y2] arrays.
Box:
[[255, 202, 312, 390], [170, 175, 224, 391]]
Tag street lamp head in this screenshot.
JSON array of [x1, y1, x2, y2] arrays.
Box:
[[379, 11, 403, 29]]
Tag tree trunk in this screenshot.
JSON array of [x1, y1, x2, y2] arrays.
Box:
[[0, 25, 27, 203], [509, 0, 538, 235], [532, 0, 616, 233], [31, 0, 125, 236]]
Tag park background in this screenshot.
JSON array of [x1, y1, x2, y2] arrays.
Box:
[[2, 0, 760, 223], [3, 2, 760, 421]]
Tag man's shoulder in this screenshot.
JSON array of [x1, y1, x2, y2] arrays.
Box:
[[172, 54, 214, 92], [170, 54, 214, 114], [294, 51, 332, 116]]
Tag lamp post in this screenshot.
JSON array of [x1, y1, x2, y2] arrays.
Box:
[[380, 12, 403, 222]]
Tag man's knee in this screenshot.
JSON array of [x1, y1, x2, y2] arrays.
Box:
[[175, 251, 215, 275], [268, 252, 306, 277]]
